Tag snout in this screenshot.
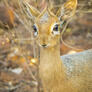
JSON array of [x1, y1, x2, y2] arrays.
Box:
[[39, 41, 49, 48], [41, 43, 50, 48], [38, 37, 49, 48], [41, 44, 47, 48]]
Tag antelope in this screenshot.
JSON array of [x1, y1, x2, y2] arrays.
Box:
[[25, 0, 92, 92]]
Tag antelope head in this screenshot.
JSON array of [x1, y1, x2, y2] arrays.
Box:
[[24, 0, 77, 48]]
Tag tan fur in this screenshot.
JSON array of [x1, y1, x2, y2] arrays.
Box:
[[24, 0, 92, 92], [39, 45, 78, 92], [35, 15, 78, 92]]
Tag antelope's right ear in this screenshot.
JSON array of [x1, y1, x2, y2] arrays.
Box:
[[56, 0, 77, 20], [24, 2, 40, 18]]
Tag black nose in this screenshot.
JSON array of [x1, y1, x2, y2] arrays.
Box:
[[42, 44, 47, 47]]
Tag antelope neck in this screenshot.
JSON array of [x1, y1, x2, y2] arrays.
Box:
[[40, 44, 61, 63]]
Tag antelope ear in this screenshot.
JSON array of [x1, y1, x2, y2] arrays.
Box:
[[24, 2, 40, 18], [56, 0, 77, 20]]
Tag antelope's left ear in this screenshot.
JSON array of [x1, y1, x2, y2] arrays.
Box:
[[56, 0, 77, 20], [24, 2, 40, 18]]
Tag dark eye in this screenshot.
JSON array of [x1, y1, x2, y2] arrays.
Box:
[[32, 24, 38, 36], [51, 23, 60, 35], [33, 24, 37, 32], [53, 24, 59, 31]]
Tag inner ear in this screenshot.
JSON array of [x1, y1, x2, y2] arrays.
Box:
[[24, 2, 40, 18]]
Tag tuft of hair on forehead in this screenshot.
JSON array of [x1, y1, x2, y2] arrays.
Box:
[[38, 7, 56, 23]]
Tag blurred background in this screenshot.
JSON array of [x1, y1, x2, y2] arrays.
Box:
[[0, 0, 92, 92]]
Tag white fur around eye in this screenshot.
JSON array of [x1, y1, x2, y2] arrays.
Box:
[[51, 23, 60, 35], [53, 31, 60, 35], [34, 31, 38, 36]]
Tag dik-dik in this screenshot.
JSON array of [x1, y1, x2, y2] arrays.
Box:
[[25, 0, 92, 92]]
